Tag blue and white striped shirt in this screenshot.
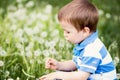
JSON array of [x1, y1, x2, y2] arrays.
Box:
[[73, 31, 117, 80]]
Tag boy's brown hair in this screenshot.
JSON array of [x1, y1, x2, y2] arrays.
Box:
[[58, 0, 98, 32]]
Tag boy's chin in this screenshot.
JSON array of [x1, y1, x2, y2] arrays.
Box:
[[68, 40, 77, 44]]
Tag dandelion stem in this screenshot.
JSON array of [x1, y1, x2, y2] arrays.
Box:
[[22, 69, 35, 78]]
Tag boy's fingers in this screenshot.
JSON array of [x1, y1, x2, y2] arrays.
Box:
[[45, 59, 51, 68], [39, 75, 47, 80]]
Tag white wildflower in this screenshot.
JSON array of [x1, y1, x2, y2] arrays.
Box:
[[14, 8, 26, 20], [18, 3, 23, 8], [0, 60, 4, 67], [40, 14, 49, 21], [5, 70, 10, 77], [36, 22, 44, 29], [44, 4, 52, 14], [42, 50, 49, 57], [50, 29, 59, 37], [33, 26, 40, 34], [41, 31, 48, 38], [49, 47, 57, 55], [36, 13, 42, 19], [24, 27, 34, 36], [114, 57, 119, 66], [14, 29, 23, 38], [7, 78, 14, 80], [6, 39, 10, 44], [26, 51, 32, 58], [29, 12, 37, 22], [0, 50, 7, 56], [16, 0, 22, 3], [7, 5, 17, 11], [48, 41, 56, 48], [98, 9, 104, 16], [25, 42, 34, 51], [16, 42, 23, 50], [37, 60, 42, 64], [106, 13, 111, 18], [16, 77, 20, 80], [59, 40, 65, 48], [26, 1, 34, 8], [20, 51, 25, 56], [34, 49, 41, 57], [10, 24, 17, 31], [66, 43, 72, 48], [37, 38, 45, 44], [30, 59, 34, 64]]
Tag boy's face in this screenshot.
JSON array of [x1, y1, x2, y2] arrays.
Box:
[[60, 21, 90, 44]]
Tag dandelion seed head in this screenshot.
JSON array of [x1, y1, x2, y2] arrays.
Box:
[[7, 5, 17, 11], [41, 31, 48, 38], [16, 77, 20, 80], [98, 9, 104, 16], [26, 51, 32, 58], [0, 60, 4, 67], [5, 70, 10, 77], [106, 13, 111, 19], [16, 0, 22, 3], [24, 27, 34, 36], [34, 49, 41, 57], [0, 50, 7, 56], [44, 4, 52, 14], [40, 14, 49, 21], [30, 59, 34, 64], [7, 78, 14, 80], [38, 38, 45, 44], [37, 60, 42, 64], [26, 1, 34, 8], [51, 29, 59, 37], [43, 50, 49, 57], [114, 57, 119, 66], [49, 47, 57, 55], [16, 42, 23, 50], [14, 29, 24, 38]]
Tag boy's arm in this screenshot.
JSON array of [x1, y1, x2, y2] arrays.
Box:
[[40, 71, 90, 80], [57, 60, 77, 71]]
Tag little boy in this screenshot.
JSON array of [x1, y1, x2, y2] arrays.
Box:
[[40, 0, 117, 80]]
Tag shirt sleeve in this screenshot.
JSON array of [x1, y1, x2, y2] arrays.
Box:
[[76, 56, 101, 73]]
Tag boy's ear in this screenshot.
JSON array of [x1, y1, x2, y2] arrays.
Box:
[[83, 27, 90, 33]]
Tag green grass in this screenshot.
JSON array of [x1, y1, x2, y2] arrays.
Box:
[[0, 0, 119, 80]]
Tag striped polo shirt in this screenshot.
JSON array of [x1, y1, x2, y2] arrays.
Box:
[[73, 31, 117, 80]]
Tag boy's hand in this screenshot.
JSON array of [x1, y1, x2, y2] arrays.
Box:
[[45, 58, 59, 70], [39, 72, 62, 80]]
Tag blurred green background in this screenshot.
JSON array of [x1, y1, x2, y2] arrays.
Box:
[[0, 0, 120, 80]]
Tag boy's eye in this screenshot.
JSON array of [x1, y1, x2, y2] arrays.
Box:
[[67, 32, 70, 33], [64, 31, 70, 34]]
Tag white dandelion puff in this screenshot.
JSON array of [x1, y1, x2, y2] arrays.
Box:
[[26, 51, 32, 58], [41, 31, 48, 38], [26, 1, 34, 8], [7, 78, 14, 80], [106, 13, 111, 19], [114, 57, 119, 66], [0, 50, 7, 56], [0, 60, 4, 67], [44, 4, 52, 14], [16, 77, 20, 80], [34, 49, 41, 57], [98, 9, 104, 16]]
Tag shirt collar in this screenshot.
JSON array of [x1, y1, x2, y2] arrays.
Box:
[[76, 31, 98, 49]]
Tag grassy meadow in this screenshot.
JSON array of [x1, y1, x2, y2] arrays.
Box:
[[0, 0, 120, 80]]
